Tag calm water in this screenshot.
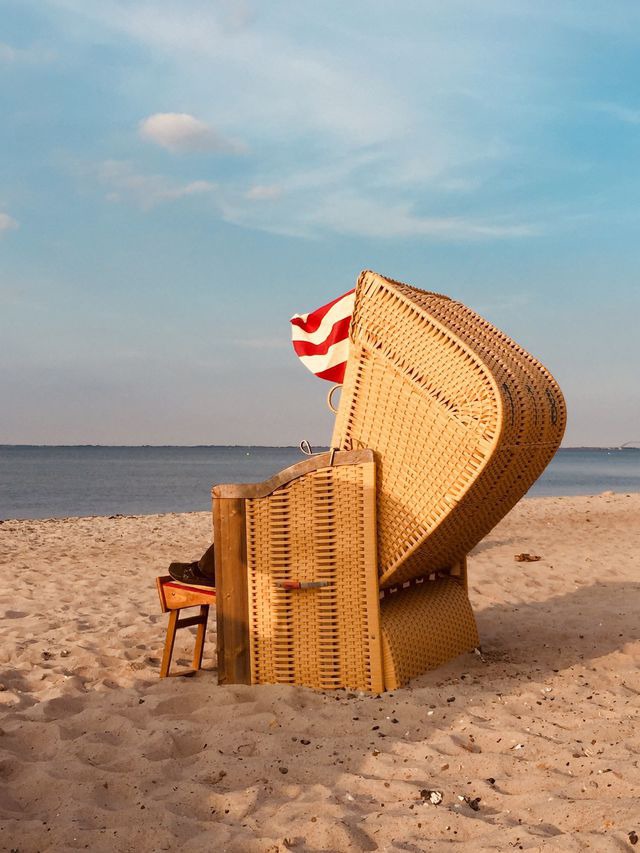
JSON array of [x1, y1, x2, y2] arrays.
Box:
[[1, 446, 639, 520]]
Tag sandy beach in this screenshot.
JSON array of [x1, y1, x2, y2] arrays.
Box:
[[1, 493, 638, 852]]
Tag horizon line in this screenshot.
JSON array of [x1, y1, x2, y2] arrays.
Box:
[[1, 443, 638, 451]]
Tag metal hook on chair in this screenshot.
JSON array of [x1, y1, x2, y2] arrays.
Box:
[[327, 384, 342, 414], [299, 439, 314, 456]]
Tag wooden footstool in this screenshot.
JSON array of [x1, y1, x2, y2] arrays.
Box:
[[156, 575, 216, 677]]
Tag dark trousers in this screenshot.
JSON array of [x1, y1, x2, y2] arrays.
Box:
[[198, 543, 216, 580]]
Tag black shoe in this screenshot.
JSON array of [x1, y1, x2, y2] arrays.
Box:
[[168, 561, 215, 588]]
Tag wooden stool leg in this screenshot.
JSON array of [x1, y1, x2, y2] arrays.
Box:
[[160, 609, 180, 678], [192, 605, 209, 671]]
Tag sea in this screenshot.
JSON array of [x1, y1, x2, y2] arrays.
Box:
[[1, 445, 639, 521]]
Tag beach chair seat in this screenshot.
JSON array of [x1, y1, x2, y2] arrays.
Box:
[[209, 271, 566, 691], [156, 576, 216, 677]]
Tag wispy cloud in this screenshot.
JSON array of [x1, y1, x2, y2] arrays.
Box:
[[97, 160, 217, 209], [591, 101, 640, 125], [0, 41, 56, 63], [48, 0, 560, 242], [221, 186, 537, 241], [88, 153, 535, 240], [139, 112, 246, 154], [245, 184, 283, 201], [437, 176, 485, 193], [293, 192, 536, 241], [0, 212, 19, 233], [44, 0, 408, 147], [472, 292, 532, 318], [230, 336, 289, 350]]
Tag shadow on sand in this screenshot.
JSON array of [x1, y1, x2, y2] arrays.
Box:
[[470, 578, 639, 674]]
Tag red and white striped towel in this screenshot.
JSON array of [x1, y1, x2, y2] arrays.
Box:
[[290, 289, 355, 382]]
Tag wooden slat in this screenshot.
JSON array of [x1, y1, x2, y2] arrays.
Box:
[[176, 613, 208, 630], [360, 462, 384, 693], [156, 575, 169, 613], [214, 496, 251, 685], [192, 605, 208, 670], [160, 610, 179, 677], [157, 575, 215, 611], [211, 449, 374, 499]]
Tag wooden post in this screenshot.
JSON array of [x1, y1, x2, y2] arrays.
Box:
[[213, 496, 251, 685], [451, 556, 469, 592]]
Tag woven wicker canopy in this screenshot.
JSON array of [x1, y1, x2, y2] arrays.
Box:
[[332, 270, 566, 590]]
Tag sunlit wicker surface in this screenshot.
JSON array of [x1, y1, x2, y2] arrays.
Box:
[[380, 577, 479, 690], [332, 270, 567, 589], [245, 460, 383, 692]]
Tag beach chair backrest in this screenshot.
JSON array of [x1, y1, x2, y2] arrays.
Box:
[[331, 271, 566, 589]]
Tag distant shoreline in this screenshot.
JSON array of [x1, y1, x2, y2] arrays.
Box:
[[3, 445, 639, 520]]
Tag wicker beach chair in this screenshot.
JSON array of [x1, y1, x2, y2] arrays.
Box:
[[211, 270, 566, 692]]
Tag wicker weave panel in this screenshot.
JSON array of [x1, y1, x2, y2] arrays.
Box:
[[332, 270, 566, 588], [245, 462, 383, 692], [380, 578, 479, 690]]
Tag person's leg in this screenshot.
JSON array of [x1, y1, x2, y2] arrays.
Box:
[[198, 544, 216, 580]]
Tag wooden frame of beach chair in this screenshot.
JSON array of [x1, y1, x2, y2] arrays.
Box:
[[211, 271, 566, 691], [212, 449, 383, 690]]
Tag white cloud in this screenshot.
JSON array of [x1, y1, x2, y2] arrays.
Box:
[[0, 212, 19, 233], [139, 112, 246, 154], [97, 160, 217, 209]]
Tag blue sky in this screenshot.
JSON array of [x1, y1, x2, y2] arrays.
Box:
[[1, 1, 639, 446]]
